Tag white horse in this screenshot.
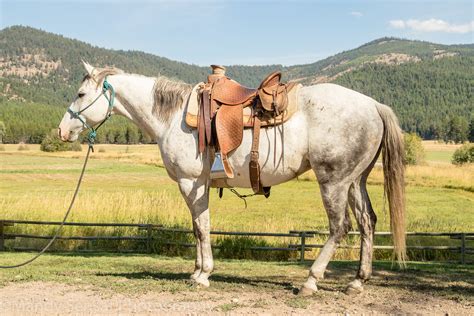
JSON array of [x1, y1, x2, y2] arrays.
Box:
[[58, 62, 406, 295]]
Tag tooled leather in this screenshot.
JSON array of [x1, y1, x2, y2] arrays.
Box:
[[215, 104, 244, 156], [211, 77, 257, 105], [259, 82, 297, 112], [258, 71, 281, 89]]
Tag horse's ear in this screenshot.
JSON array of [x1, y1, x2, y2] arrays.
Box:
[[81, 60, 95, 75]]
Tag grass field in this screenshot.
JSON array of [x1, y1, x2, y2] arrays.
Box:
[[0, 141, 473, 260]]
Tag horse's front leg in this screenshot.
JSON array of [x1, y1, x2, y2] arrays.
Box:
[[177, 177, 213, 287], [190, 220, 202, 280]]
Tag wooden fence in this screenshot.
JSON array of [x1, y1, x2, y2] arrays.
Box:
[[0, 220, 472, 264]]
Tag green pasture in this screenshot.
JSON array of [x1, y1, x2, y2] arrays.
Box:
[[0, 143, 472, 261], [1, 153, 472, 231], [425, 150, 453, 163]]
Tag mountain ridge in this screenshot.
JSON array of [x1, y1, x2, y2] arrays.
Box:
[[0, 25, 472, 141], [2, 25, 472, 87]]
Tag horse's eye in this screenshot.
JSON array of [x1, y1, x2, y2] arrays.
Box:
[[78, 92, 85, 98]]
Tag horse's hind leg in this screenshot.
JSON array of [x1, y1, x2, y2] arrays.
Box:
[[346, 173, 377, 294], [300, 181, 352, 296]]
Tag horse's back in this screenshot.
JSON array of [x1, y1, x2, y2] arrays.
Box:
[[299, 83, 381, 113]]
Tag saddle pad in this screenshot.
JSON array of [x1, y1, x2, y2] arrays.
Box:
[[185, 83, 302, 128]]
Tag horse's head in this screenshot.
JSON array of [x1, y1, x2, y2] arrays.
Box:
[[58, 61, 116, 142]]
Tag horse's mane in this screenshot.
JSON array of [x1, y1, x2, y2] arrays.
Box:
[[152, 76, 192, 122], [84, 66, 192, 123]]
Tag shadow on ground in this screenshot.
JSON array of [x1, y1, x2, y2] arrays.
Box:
[[97, 270, 295, 291], [93, 257, 473, 299]]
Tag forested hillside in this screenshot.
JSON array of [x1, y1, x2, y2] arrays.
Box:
[[287, 38, 473, 83], [0, 25, 472, 143], [334, 56, 473, 138]]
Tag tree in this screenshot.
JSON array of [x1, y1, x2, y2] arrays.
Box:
[[404, 133, 425, 165], [126, 127, 139, 144], [40, 129, 82, 152], [0, 121, 5, 143], [452, 144, 474, 165], [469, 115, 474, 143], [106, 130, 116, 144], [443, 116, 469, 144]]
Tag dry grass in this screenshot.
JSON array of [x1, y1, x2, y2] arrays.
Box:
[[0, 141, 472, 260], [298, 164, 473, 193], [297, 141, 473, 192], [422, 140, 462, 152], [370, 164, 473, 192], [1, 191, 188, 225], [0, 144, 163, 167]]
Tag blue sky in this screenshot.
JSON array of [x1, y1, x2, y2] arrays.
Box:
[[1, 0, 473, 66]]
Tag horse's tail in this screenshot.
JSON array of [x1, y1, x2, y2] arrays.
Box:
[[375, 103, 406, 266]]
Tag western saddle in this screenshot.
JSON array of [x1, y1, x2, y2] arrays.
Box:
[[197, 65, 298, 196]]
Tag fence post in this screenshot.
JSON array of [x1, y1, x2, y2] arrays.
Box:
[[461, 233, 466, 264], [0, 221, 4, 251], [146, 224, 152, 254], [300, 232, 306, 262]]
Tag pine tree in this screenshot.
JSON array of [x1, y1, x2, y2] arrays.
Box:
[[0, 121, 5, 143], [469, 115, 474, 143], [443, 116, 469, 144]]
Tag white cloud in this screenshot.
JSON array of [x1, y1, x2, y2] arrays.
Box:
[[389, 18, 474, 34], [350, 11, 363, 18], [389, 20, 406, 29]]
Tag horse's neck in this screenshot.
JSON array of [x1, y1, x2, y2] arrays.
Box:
[[110, 74, 172, 142]]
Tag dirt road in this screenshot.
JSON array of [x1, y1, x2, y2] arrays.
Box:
[[0, 253, 472, 315], [1, 278, 471, 315]]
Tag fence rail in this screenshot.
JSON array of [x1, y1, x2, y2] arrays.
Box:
[[0, 220, 472, 264]]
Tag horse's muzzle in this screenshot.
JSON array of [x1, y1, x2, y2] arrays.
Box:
[[57, 127, 69, 142]]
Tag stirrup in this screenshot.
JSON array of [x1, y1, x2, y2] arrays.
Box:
[[210, 152, 227, 179]]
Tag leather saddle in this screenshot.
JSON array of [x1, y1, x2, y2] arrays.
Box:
[[197, 65, 298, 195]]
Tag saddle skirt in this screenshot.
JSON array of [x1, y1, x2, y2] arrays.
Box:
[[185, 82, 302, 129]]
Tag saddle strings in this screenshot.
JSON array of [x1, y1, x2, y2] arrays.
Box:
[[228, 188, 257, 209]]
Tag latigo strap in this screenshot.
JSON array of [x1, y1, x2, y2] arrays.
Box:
[[249, 115, 263, 194]]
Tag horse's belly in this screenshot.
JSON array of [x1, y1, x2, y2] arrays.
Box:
[[221, 112, 310, 188], [223, 156, 310, 188]]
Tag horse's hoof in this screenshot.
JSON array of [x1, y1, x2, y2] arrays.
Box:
[[190, 271, 200, 280], [345, 280, 363, 295], [298, 286, 316, 297], [298, 282, 317, 296], [195, 276, 210, 288]]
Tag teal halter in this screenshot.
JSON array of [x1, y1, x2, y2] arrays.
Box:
[[67, 77, 115, 148]]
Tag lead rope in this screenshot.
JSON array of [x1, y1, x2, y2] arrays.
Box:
[[0, 78, 115, 269], [0, 145, 92, 268]]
